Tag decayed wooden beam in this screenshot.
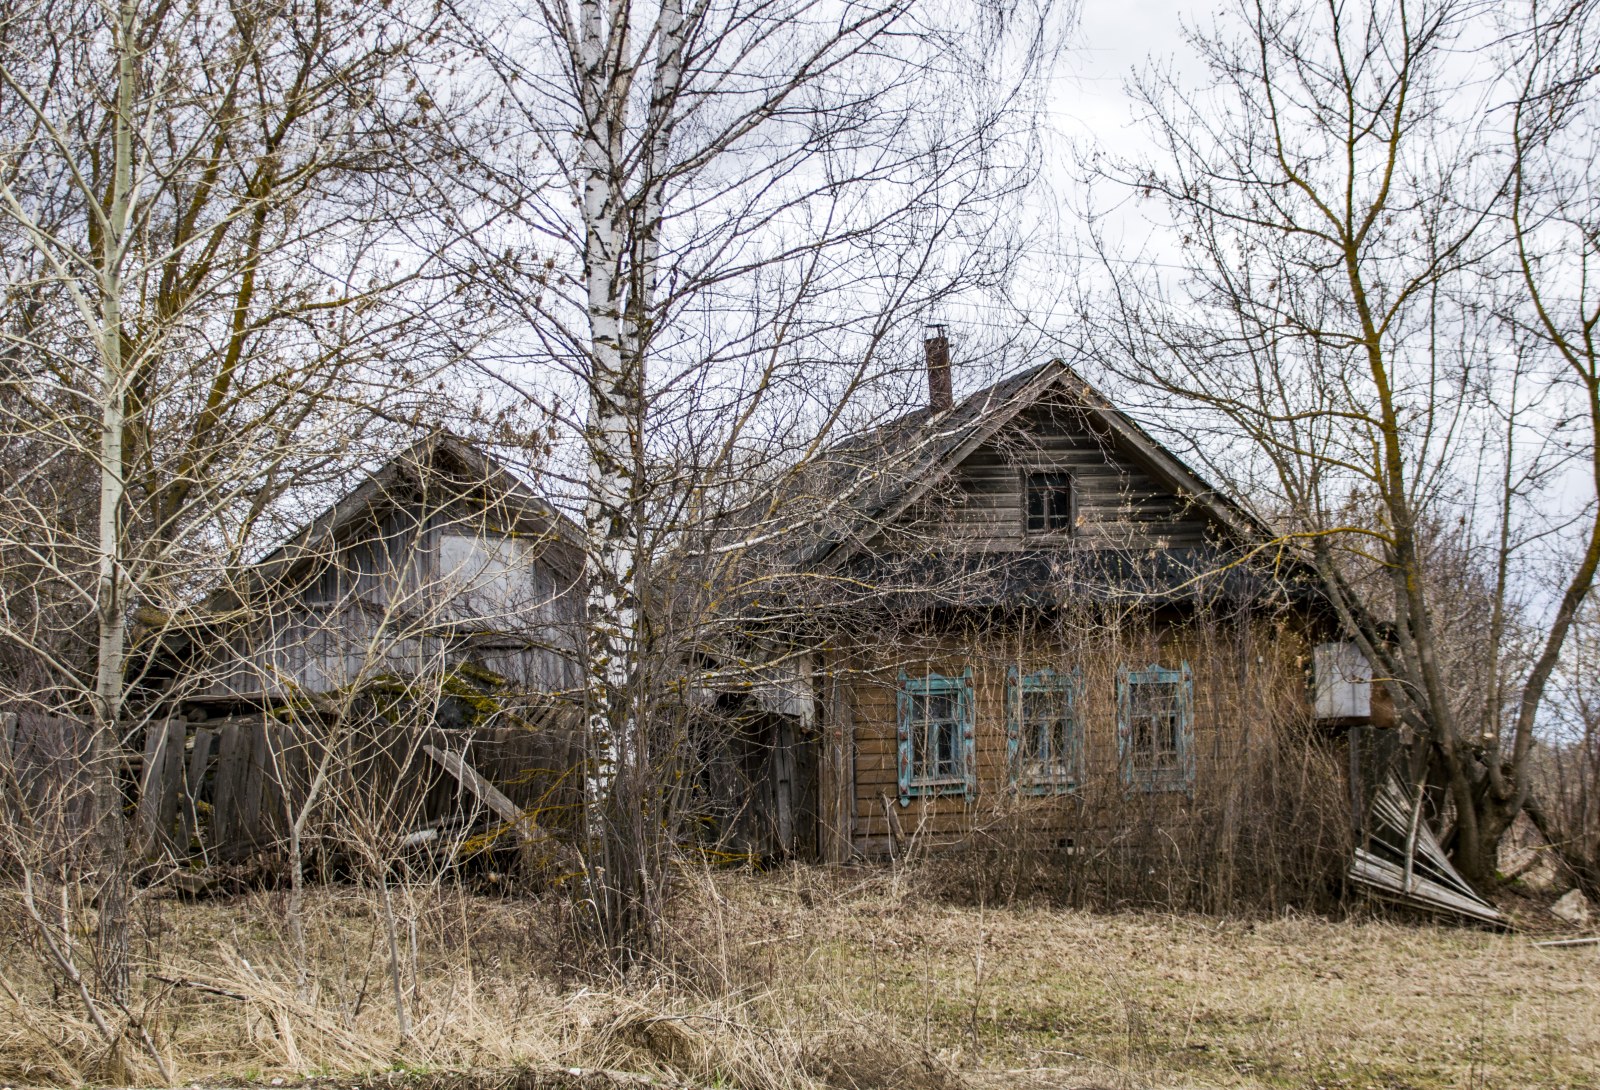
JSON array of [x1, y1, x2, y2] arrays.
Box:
[[158, 718, 185, 847], [1348, 848, 1504, 925], [422, 744, 545, 845], [210, 720, 245, 850]]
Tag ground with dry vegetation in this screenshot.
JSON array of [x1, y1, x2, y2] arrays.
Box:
[[1, 867, 1595, 1090]]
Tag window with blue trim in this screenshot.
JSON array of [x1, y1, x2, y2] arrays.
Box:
[[1007, 667, 1082, 792], [896, 670, 975, 803], [1117, 662, 1195, 791]]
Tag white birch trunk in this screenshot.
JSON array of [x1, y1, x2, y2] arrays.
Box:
[[625, 0, 684, 365], [578, 0, 637, 868], [89, 0, 141, 1002], [577, 0, 687, 888], [95, 0, 138, 759], [572, 0, 690, 946]]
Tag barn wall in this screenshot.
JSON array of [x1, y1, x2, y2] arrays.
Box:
[[188, 491, 584, 702]]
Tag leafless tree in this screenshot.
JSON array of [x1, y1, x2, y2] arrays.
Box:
[[1537, 601, 1600, 895], [1083, 0, 1600, 884], [1507, 0, 1600, 896], [454, 0, 1068, 954], [0, 0, 485, 1034]]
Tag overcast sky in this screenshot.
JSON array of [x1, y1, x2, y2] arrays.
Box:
[[934, 0, 1208, 383], [1060, 0, 1194, 153]]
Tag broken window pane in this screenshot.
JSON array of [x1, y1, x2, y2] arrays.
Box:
[[1127, 677, 1182, 774], [1011, 669, 1080, 789], [900, 675, 971, 796]]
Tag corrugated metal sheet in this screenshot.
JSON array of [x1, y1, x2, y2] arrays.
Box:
[[1348, 775, 1502, 926]]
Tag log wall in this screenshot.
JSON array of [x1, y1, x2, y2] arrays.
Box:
[[820, 613, 1315, 862]]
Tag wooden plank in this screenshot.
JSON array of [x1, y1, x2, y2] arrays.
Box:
[[180, 728, 216, 855], [771, 718, 795, 855], [257, 721, 286, 839], [136, 718, 177, 856], [1347, 849, 1503, 925], [155, 718, 185, 851], [210, 720, 245, 851], [238, 717, 268, 848], [819, 664, 854, 863], [422, 744, 542, 843]]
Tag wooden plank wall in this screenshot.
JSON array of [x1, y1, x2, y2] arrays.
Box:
[[829, 618, 1312, 860], [817, 666, 857, 863], [193, 495, 585, 703], [135, 718, 186, 855], [0, 711, 98, 857], [1, 707, 585, 868], [897, 395, 1217, 551]]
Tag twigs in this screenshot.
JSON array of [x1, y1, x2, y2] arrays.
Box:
[[15, 870, 176, 1082], [150, 974, 249, 1001]]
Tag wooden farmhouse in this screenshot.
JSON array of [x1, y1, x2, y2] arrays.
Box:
[[127, 433, 589, 863], [734, 337, 1499, 918], [61, 367, 1496, 919]]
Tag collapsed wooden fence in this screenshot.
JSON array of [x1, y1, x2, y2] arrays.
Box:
[[0, 708, 583, 871]]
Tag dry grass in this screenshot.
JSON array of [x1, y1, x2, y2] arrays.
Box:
[[0, 875, 931, 1090], [1, 867, 1596, 1090], [707, 867, 1600, 1090]]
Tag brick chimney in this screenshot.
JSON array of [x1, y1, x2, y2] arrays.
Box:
[[924, 325, 952, 413]]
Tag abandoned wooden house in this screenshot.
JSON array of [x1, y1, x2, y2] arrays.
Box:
[[127, 433, 591, 864], [2, 366, 1497, 919], [732, 335, 1499, 919]]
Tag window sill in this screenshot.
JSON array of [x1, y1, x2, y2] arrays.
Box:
[[1015, 778, 1080, 796], [1124, 769, 1192, 794], [900, 779, 970, 803]]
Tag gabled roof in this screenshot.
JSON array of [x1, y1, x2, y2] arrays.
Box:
[[225, 432, 585, 608], [797, 358, 1268, 568]]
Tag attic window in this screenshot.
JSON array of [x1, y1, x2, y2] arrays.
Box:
[[1024, 471, 1073, 535]]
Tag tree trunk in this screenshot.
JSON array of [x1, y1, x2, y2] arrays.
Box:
[[88, 0, 142, 1003], [577, 0, 643, 951]]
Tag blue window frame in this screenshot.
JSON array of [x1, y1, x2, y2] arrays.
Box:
[[1117, 662, 1195, 792], [1006, 666, 1083, 793], [896, 669, 975, 803]]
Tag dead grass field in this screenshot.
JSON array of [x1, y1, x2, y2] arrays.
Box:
[[1, 867, 1595, 1090], [709, 868, 1600, 1090]]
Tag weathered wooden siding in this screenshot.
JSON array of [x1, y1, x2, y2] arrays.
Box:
[[895, 393, 1219, 551], [0, 711, 98, 856], [190, 493, 583, 701], [0, 710, 590, 865], [824, 617, 1311, 860]]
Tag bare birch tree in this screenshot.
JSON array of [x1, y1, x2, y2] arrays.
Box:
[[454, 0, 1064, 953]]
